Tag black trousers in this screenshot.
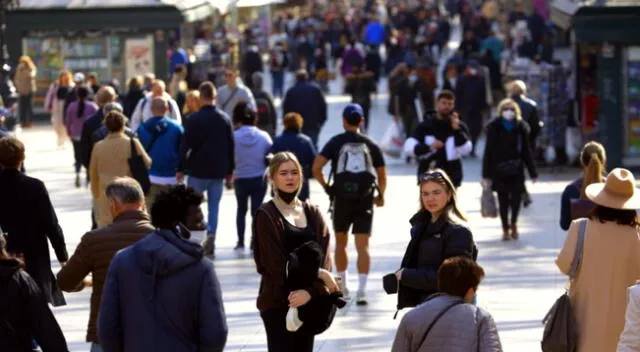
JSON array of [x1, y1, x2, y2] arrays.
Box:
[[261, 308, 314, 352], [18, 94, 33, 124], [497, 189, 522, 231], [71, 140, 83, 173]]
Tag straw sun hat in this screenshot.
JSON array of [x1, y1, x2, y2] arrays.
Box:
[[585, 168, 640, 210]]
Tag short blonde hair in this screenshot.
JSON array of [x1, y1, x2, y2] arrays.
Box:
[[508, 80, 526, 96], [496, 98, 522, 121]]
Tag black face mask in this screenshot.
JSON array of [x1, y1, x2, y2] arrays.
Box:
[[277, 189, 298, 204]]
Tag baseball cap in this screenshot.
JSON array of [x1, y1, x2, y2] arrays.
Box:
[[342, 103, 364, 119], [74, 72, 86, 83]]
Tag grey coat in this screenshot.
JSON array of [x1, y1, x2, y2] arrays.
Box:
[[391, 294, 502, 352]]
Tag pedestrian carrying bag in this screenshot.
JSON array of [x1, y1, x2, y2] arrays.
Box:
[[380, 118, 405, 158], [330, 143, 377, 199], [480, 183, 498, 218], [541, 219, 586, 352], [128, 137, 151, 195]]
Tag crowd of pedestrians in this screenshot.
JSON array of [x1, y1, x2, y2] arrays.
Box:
[[5, 1, 640, 352]]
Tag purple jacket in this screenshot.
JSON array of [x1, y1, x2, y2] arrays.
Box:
[[65, 101, 98, 139]]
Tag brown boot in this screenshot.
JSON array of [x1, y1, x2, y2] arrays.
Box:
[[502, 230, 511, 241], [511, 224, 519, 240]]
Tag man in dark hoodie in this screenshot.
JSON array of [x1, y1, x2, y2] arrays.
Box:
[[98, 185, 227, 352], [283, 69, 327, 149], [251, 72, 278, 138]]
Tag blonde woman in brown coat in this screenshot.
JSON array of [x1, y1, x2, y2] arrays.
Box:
[[89, 111, 151, 227], [556, 168, 640, 352], [14, 56, 37, 128]]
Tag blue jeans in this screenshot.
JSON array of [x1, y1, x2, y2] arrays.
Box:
[[271, 71, 285, 98], [234, 176, 267, 247], [91, 343, 104, 352], [188, 177, 224, 235]]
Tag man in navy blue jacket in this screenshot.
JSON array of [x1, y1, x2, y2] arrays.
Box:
[[177, 81, 234, 259], [283, 69, 327, 149], [137, 97, 184, 208], [98, 185, 227, 352]]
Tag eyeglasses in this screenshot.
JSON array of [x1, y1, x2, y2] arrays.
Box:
[[419, 171, 444, 182]]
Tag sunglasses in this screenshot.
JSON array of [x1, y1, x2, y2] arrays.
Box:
[[420, 171, 444, 182]]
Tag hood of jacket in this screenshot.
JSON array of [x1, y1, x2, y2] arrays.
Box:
[[134, 229, 203, 278], [235, 125, 263, 147], [0, 258, 20, 282], [144, 116, 171, 134]]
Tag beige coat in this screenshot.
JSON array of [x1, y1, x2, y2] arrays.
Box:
[[556, 219, 640, 352], [89, 133, 151, 227], [14, 63, 36, 95]]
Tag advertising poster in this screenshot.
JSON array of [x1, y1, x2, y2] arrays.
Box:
[[125, 37, 154, 82]]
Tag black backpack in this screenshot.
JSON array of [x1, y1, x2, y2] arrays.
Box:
[[330, 143, 377, 199]]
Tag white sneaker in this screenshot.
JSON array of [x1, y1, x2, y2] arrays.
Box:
[[356, 291, 368, 306], [336, 277, 350, 299]]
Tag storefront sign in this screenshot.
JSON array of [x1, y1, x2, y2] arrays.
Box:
[[125, 37, 154, 82]]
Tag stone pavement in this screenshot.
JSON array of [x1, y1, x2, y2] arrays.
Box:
[[13, 84, 580, 351]]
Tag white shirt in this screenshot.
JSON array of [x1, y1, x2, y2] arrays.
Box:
[[130, 92, 182, 131]]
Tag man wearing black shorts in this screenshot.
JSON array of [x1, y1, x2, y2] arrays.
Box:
[[313, 103, 387, 305]]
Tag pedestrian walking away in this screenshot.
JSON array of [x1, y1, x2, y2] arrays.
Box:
[[122, 76, 145, 118], [130, 79, 182, 131], [391, 257, 502, 352], [89, 111, 151, 227], [0, 233, 69, 352], [312, 103, 387, 305], [283, 69, 328, 150], [556, 168, 640, 352], [98, 185, 227, 352], [0, 137, 69, 307], [403, 90, 473, 187], [232, 102, 272, 251], [253, 152, 338, 352], [44, 70, 73, 147], [57, 178, 154, 350], [65, 86, 99, 188], [388, 169, 477, 313], [136, 97, 185, 209], [251, 72, 278, 138], [269, 113, 317, 201], [559, 141, 606, 231], [178, 81, 235, 259], [482, 99, 538, 241], [216, 68, 256, 119]]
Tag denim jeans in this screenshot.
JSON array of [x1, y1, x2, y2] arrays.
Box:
[[271, 71, 285, 98], [188, 177, 224, 235], [234, 176, 267, 247], [91, 343, 104, 352]]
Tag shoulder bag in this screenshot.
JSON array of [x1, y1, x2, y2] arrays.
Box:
[[417, 299, 465, 349], [128, 137, 151, 195], [541, 219, 587, 352]]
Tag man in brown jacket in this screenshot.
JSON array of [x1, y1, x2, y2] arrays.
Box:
[[57, 177, 154, 352]]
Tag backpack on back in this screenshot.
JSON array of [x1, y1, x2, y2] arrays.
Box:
[[255, 95, 274, 134], [331, 143, 377, 199]]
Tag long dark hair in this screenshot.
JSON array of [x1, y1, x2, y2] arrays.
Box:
[[589, 205, 639, 227], [76, 86, 90, 119]]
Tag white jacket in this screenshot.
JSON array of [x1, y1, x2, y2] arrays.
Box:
[[618, 283, 640, 352]]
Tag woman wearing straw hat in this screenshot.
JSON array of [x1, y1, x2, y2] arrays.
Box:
[[556, 168, 640, 352]]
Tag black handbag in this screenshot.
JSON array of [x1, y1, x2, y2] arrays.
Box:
[[127, 137, 151, 195], [541, 219, 586, 352]]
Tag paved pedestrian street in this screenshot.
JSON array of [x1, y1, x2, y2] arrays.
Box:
[[15, 92, 580, 352]]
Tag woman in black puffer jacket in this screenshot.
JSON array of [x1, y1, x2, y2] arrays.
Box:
[[0, 234, 68, 352], [394, 169, 478, 312]]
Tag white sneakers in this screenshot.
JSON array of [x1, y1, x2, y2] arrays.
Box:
[[356, 291, 368, 306], [337, 276, 350, 299]]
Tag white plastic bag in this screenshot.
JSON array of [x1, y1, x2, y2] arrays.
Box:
[[381, 118, 405, 158]]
